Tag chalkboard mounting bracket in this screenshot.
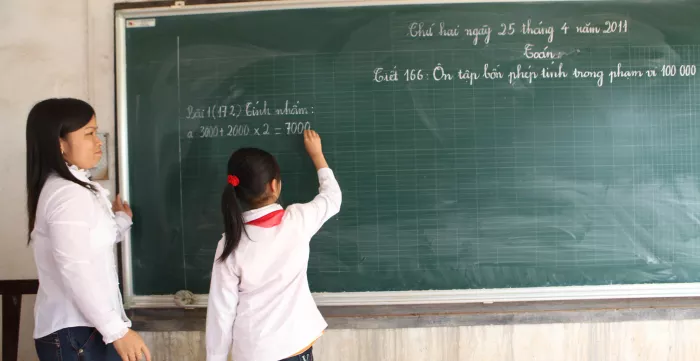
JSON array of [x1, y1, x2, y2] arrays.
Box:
[[172, 1, 186, 8], [174, 290, 196, 307]]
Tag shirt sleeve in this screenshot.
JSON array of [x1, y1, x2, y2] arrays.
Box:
[[46, 185, 128, 344], [287, 167, 343, 238], [206, 240, 240, 361], [114, 211, 132, 243]]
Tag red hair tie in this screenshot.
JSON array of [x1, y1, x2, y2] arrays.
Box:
[[227, 175, 240, 187]]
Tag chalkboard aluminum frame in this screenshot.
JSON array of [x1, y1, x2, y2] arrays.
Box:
[[115, 0, 700, 309]]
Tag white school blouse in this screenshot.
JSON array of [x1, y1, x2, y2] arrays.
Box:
[[31, 165, 132, 344], [206, 168, 342, 361]]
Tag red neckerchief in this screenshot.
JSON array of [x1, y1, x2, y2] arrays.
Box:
[[245, 209, 285, 228]]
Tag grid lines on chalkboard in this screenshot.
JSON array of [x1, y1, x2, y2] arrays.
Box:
[[126, 7, 700, 294]]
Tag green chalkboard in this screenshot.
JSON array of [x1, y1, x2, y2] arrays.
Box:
[[121, 1, 700, 296]]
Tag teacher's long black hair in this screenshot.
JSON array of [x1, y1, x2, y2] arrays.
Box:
[[25, 98, 96, 242]]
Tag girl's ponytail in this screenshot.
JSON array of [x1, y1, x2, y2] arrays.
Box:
[[218, 148, 281, 262], [219, 181, 244, 263]]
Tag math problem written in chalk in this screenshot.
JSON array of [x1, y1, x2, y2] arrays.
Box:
[[185, 121, 312, 139], [183, 100, 314, 139]]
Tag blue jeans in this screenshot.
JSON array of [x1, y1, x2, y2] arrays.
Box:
[[35, 327, 121, 361]]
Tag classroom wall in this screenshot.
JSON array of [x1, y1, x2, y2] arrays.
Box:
[[1, 1, 85, 359], [1, 0, 127, 277], [139, 321, 700, 361], [0, 0, 128, 359], [0, 0, 87, 281], [2, 1, 698, 361]]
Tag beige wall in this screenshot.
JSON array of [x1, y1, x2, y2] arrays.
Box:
[[0, 0, 137, 359], [140, 320, 700, 361], [1, 1, 697, 361], [0, 0, 88, 281], [0, 0, 132, 276]]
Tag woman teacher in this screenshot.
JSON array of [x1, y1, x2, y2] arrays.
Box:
[[26, 98, 151, 361]]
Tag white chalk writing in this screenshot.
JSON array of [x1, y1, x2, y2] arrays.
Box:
[[185, 120, 313, 139], [521, 19, 555, 43], [405, 19, 630, 44], [372, 63, 696, 87], [184, 101, 312, 120], [523, 44, 566, 60]]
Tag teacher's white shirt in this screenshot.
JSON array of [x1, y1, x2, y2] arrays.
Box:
[[32, 165, 132, 343], [206, 167, 342, 361]]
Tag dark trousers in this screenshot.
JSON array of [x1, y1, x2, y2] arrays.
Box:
[[35, 327, 121, 361], [280, 346, 314, 361]]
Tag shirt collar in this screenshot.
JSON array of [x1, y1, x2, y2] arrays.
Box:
[[242, 203, 283, 223], [66, 163, 114, 217], [67, 163, 91, 182]]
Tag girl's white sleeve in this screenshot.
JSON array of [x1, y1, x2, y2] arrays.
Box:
[[287, 167, 342, 237], [206, 240, 240, 361]]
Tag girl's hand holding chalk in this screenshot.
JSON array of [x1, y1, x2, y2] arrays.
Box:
[[304, 129, 328, 170]]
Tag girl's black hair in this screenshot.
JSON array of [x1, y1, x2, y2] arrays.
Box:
[[219, 147, 281, 262], [26, 98, 96, 243]]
